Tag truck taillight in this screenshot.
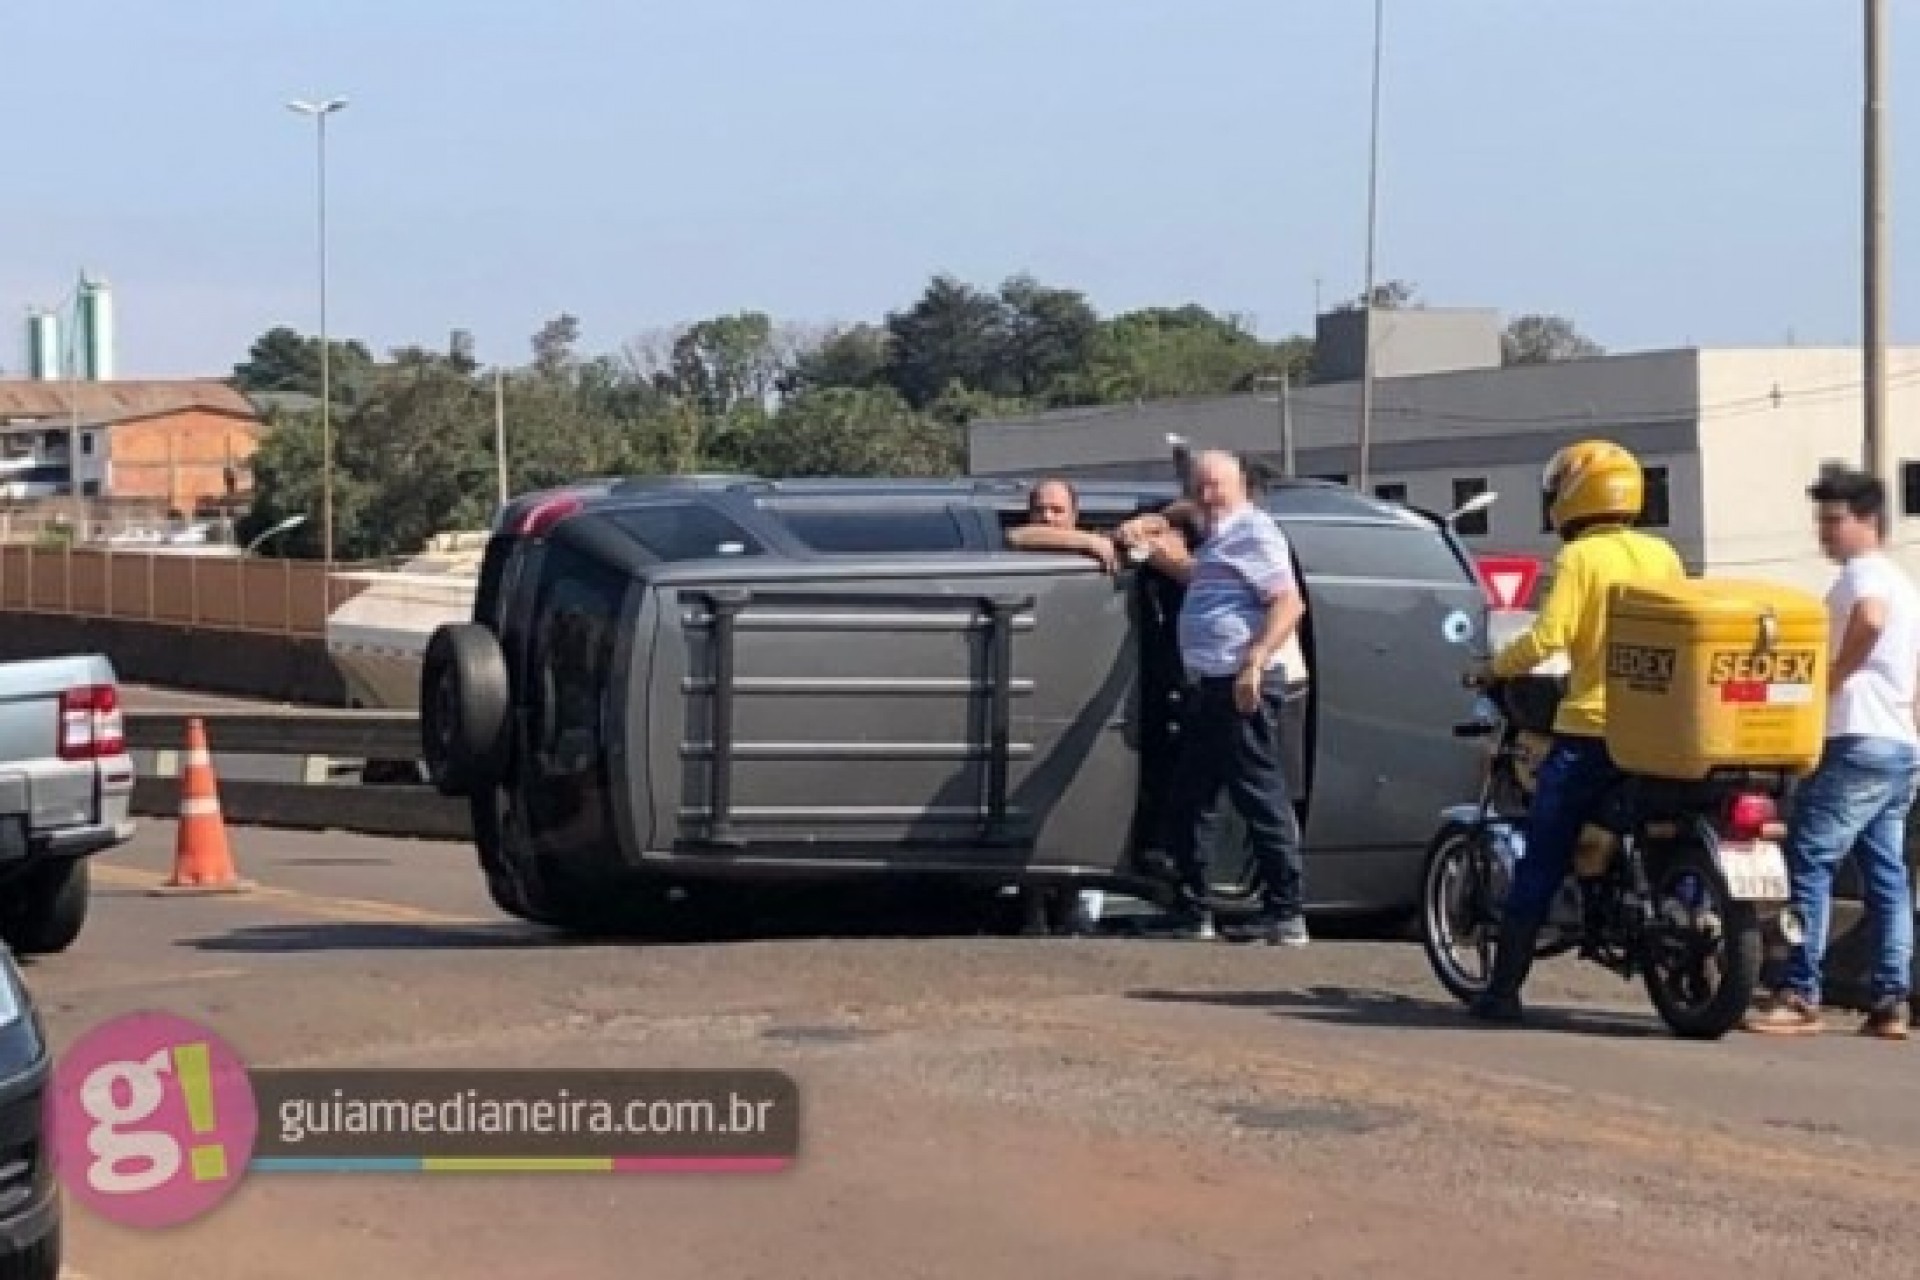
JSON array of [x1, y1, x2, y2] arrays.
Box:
[[514, 494, 583, 538], [59, 684, 125, 761], [1726, 792, 1780, 841]]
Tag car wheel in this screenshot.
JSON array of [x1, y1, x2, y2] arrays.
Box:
[[420, 624, 510, 797], [0, 859, 88, 956]]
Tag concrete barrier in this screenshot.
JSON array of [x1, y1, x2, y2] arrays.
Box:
[[0, 612, 346, 704], [131, 774, 469, 840]]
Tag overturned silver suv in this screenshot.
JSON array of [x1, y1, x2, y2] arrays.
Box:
[[420, 473, 1493, 935]]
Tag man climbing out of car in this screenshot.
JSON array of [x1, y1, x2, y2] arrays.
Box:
[[1469, 439, 1686, 1023], [1002, 476, 1117, 936], [1744, 468, 1919, 1041], [1004, 477, 1119, 574], [1116, 450, 1310, 946]]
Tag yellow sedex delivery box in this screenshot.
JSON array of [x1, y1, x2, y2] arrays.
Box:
[[1603, 579, 1829, 780]]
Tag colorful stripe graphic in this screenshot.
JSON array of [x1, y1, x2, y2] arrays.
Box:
[[251, 1156, 791, 1174]]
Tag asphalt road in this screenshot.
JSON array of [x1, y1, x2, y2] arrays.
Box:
[[27, 820, 1920, 1280]]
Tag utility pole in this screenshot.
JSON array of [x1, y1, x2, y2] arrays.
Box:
[[1255, 374, 1297, 479], [495, 365, 509, 509], [287, 97, 348, 564], [1864, 0, 1891, 490], [1356, 0, 1385, 492], [1281, 370, 1295, 479]]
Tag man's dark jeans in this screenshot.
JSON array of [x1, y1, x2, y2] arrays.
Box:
[[1507, 733, 1621, 931], [1165, 670, 1306, 919]]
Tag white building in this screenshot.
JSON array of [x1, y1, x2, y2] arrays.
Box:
[[968, 315, 1920, 600]]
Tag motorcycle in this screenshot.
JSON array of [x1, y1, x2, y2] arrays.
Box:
[[1420, 672, 1803, 1039]]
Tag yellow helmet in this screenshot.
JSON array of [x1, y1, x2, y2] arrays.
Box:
[[1542, 439, 1643, 532]]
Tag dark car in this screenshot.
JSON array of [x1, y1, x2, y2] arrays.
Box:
[[420, 472, 1494, 934], [0, 947, 58, 1279]]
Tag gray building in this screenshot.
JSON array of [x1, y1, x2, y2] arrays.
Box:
[[968, 311, 1920, 600]]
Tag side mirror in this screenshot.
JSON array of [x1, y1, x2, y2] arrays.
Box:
[[1447, 490, 1499, 526]]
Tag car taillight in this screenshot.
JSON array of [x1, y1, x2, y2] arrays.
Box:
[[59, 684, 124, 761], [1726, 792, 1779, 841], [514, 495, 583, 538]]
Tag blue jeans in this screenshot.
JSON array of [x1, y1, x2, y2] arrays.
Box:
[[1509, 735, 1621, 929], [1165, 671, 1307, 917], [1782, 735, 1919, 1006]]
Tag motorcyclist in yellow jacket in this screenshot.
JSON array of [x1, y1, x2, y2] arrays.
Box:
[[1470, 440, 1687, 1022]]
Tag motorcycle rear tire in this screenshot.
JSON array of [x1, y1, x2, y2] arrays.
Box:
[[1641, 843, 1765, 1041]]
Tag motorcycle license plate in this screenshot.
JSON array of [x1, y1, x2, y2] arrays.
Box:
[[1717, 839, 1790, 901]]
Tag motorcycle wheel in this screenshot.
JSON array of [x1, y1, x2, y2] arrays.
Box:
[[1640, 842, 1765, 1040], [1420, 824, 1504, 1005]]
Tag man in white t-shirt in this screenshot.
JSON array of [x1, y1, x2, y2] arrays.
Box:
[[1748, 468, 1920, 1040]]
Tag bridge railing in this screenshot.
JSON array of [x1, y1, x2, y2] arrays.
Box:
[[0, 543, 480, 639], [0, 544, 367, 637], [124, 708, 469, 840]]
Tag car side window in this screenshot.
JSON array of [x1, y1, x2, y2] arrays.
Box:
[[771, 506, 970, 554], [608, 503, 764, 560]]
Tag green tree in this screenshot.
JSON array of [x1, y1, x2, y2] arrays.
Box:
[[231, 326, 375, 404], [1074, 306, 1298, 401], [667, 312, 787, 417], [786, 323, 892, 395], [749, 387, 961, 477], [999, 275, 1099, 403], [1502, 314, 1604, 365], [882, 276, 1014, 409]]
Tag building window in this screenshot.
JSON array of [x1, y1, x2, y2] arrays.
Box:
[[1374, 482, 1407, 504], [1900, 462, 1920, 516], [80, 434, 94, 455], [1451, 477, 1490, 537], [1538, 464, 1674, 530], [1636, 466, 1671, 528]]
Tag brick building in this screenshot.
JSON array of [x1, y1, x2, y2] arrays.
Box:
[[0, 380, 266, 515]]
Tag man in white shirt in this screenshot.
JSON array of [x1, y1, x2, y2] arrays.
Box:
[[1747, 468, 1920, 1040]]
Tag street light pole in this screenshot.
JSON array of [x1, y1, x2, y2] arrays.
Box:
[[1864, 0, 1891, 490], [287, 97, 348, 565], [1254, 373, 1296, 479], [1356, 0, 1385, 493]]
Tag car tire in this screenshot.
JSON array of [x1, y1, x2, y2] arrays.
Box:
[[0, 1216, 59, 1280], [421, 624, 510, 798], [0, 859, 88, 956]]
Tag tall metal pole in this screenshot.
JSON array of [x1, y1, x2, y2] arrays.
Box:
[[318, 109, 332, 565], [1865, 0, 1891, 488], [1356, 0, 1384, 492], [66, 278, 82, 527], [495, 365, 509, 508], [1281, 370, 1296, 479], [288, 98, 347, 564]]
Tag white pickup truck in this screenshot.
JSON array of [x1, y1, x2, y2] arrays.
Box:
[[0, 655, 136, 955]]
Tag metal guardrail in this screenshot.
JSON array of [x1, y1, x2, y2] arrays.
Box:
[[124, 709, 471, 841]]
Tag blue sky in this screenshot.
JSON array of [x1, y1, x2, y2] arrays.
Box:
[[5, 1, 1915, 378]]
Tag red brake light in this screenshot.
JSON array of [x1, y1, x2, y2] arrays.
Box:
[[1726, 793, 1778, 841], [58, 683, 124, 761], [514, 495, 584, 538]]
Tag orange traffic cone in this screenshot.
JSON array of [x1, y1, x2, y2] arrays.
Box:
[[150, 718, 252, 895]]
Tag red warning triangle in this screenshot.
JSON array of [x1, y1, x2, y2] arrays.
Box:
[[1476, 555, 1540, 610]]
